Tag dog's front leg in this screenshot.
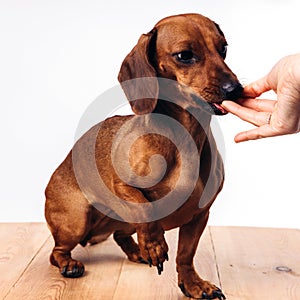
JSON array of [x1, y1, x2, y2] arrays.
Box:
[[176, 211, 225, 300], [114, 185, 169, 274], [135, 221, 168, 274]]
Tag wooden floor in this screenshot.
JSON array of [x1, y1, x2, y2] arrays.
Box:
[[1, 223, 300, 300]]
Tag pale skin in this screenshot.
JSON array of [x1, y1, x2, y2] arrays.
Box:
[[221, 53, 300, 142]]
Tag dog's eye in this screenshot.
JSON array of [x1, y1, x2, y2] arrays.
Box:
[[220, 44, 227, 59], [174, 51, 196, 64]]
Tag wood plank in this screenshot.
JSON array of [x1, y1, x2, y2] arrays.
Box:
[[194, 228, 221, 288], [211, 226, 300, 300], [4, 225, 218, 300], [6, 224, 300, 300], [0, 223, 49, 299], [113, 228, 220, 300], [4, 234, 126, 300]]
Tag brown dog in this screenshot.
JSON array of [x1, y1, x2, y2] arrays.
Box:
[[45, 13, 242, 299]]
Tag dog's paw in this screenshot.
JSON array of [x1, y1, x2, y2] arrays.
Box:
[[178, 268, 225, 299], [60, 259, 85, 278], [144, 242, 169, 275], [127, 251, 148, 265], [136, 222, 169, 275], [179, 282, 225, 299]]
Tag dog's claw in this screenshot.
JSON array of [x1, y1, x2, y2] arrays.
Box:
[[213, 290, 226, 300], [60, 262, 84, 278], [201, 289, 226, 299], [164, 252, 169, 261], [178, 283, 192, 298], [138, 257, 148, 264], [61, 266, 67, 276], [157, 262, 164, 275], [147, 258, 152, 267]]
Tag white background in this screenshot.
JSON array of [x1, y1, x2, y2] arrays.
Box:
[[0, 0, 299, 227]]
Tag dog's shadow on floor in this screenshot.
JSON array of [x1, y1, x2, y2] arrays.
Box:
[[72, 238, 134, 266]]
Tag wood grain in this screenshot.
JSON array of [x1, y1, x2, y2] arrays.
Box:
[[4, 235, 126, 300], [2, 224, 300, 300], [0, 223, 49, 299], [211, 226, 300, 300], [112, 228, 218, 300]]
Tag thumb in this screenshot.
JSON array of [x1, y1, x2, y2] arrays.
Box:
[[243, 75, 272, 98]]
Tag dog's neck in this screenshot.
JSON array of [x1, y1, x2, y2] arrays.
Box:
[[154, 100, 211, 151], [154, 99, 212, 140]]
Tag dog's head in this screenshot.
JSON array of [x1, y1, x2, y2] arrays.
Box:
[[118, 13, 243, 115]]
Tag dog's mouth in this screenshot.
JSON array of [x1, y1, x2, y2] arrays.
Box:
[[208, 102, 228, 115], [191, 83, 243, 116], [191, 93, 228, 116]]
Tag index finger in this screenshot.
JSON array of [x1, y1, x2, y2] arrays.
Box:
[[243, 75, 272, 98], [221, 101, 252, 121], [221, 100, 270, 126], [237, 98, 276, 113]]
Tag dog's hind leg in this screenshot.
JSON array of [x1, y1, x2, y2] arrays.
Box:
[[50, 239, 85, 278], [45, 195, 91, 278], [113, 227, 147, 264]]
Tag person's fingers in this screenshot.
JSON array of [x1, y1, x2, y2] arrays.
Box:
[[234, 125, 281, 143], [221, 101, 272, 126], [242, 75, 273, 98], [236, 98, 276, 113]]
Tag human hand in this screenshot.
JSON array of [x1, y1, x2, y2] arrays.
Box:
[[221, 53, 300, 142]]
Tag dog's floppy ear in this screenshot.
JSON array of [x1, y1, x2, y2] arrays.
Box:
[[118, 29, 158, 115], [213, 22, 225, 38]]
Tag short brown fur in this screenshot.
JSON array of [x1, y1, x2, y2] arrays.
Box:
[[45, 13, 242, 299]]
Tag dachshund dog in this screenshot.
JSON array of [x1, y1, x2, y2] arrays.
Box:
[[45, 13, 243, 299]]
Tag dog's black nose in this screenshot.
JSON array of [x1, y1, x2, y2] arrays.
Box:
[[222, 82, 243, 101]]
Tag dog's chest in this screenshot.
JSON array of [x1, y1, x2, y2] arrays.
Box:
[[158, 178, 205, 230]]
